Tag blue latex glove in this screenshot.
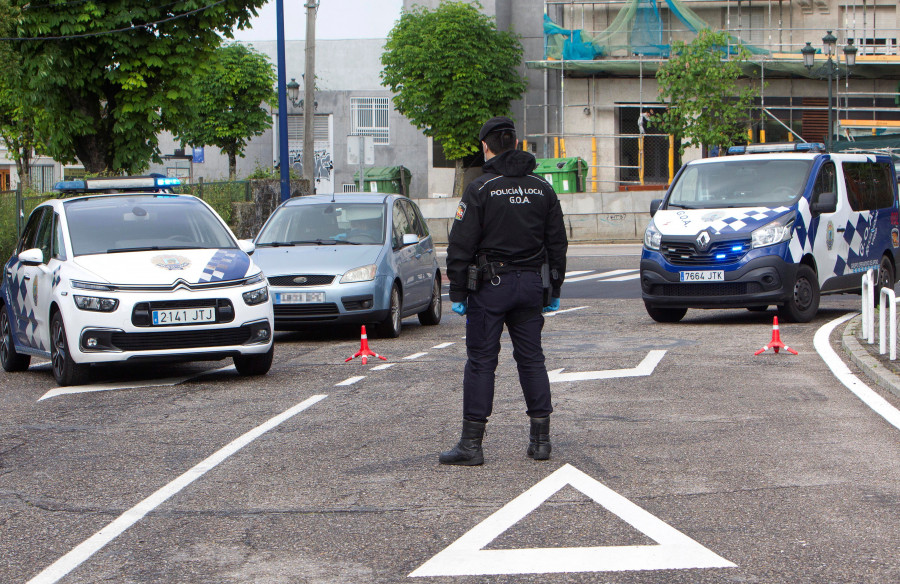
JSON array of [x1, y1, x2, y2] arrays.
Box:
[[542, 297, 561, 313], [451, 301, 467, 316]]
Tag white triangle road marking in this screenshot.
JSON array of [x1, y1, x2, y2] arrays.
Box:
[[566, 269, 638, 283], [409, 464, 735, 577], [548, 350, 666, 383]]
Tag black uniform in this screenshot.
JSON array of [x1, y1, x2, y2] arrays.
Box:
[[446, 149, 568, 423]]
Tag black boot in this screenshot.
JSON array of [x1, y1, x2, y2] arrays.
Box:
[[527, 416, 551, 460], [439, 420, 486, 466]]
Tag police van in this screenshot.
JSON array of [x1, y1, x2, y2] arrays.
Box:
[[640, 143, 900, 322]]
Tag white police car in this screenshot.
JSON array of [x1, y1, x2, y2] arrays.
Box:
[[0, 176, 274, 385], [641, 143, 900, 323]]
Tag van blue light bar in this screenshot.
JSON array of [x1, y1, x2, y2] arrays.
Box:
[[727, 143, 826, 155], [53, 176, 181, 192]]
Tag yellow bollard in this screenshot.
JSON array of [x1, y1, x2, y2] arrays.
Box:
[[668, 135, 675, 183], [760, 129, 766, 144], [639, 135, 645, 186], [553, 137, 559, 158], [591, 137, 598, 192], [561, 138, 567, 158]]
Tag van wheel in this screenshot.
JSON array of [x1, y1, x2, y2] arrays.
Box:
[[644, 303, 686, 323], [874, 254, 895, 307], [778, 265, 819, 323]]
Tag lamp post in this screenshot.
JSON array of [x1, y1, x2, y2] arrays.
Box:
[[802, 31, 857, 151]]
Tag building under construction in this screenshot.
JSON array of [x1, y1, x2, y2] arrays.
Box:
[[523, 0, 900, 192]]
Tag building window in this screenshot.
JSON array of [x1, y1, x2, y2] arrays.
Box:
[[29, 166, 55, 193], [351, 97, 390, 145]]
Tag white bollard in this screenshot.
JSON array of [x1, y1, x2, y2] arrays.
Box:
[[879, 287, 896, 359], [862, 269, 875, 344]]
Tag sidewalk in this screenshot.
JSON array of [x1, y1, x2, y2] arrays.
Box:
[[841, 314, 900, 400]]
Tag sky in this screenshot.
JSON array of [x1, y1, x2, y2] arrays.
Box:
[[230, 0, 405, 42]]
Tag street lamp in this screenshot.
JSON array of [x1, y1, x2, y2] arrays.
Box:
[[286, 78, 317, 110], [802, 31, 858, 151]]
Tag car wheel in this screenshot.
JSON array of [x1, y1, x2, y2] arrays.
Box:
[[378, 283, 402, 338], [873, 254, 895, 308], [418, 276, 442, 326], [51, 312, 90, 386], [778, 264, 820, 323], [644, 302, 687, 323], [0, 307, 30, 372], [234, 344, 274, 376]]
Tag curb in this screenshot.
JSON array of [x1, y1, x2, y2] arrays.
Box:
[[841, 314, 900, 400]]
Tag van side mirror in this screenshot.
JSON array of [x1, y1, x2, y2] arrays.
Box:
[[650, 199, 662, 217], [810, 192, 837, 214], [18, 248, 44, 266]]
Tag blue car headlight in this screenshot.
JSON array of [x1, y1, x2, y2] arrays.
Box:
[[340, 264, 377, 283]]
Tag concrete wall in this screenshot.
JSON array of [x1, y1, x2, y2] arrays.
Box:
[[416, 189, 663, 245]]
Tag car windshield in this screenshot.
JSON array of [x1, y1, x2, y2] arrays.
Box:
[[256, 202, 386, 246], [64, 196, 237, 256], [667, 159, 814, 209]]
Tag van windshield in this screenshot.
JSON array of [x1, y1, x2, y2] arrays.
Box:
[[668, 159, 813, 209]]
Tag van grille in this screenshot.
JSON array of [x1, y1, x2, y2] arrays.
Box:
[[661, 239, 750, 266]]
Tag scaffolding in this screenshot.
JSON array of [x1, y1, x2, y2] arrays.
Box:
[[526, 0, 900, 192]]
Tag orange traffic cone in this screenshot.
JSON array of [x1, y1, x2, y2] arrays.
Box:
[[345, 325, 387, 365], [754, 316, 798, 355]]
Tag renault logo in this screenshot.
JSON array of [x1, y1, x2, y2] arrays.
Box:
[[293, 276, 308, 284], [696, 231, 711, 250]]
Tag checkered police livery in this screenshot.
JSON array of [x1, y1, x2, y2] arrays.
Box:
[[1, 177, 274, 386], [640, 146, 900, 323]]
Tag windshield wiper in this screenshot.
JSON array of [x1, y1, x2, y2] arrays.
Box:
[[106, 245, 204, 253], [288, 239, 356, 245], [257, 242, 298, 247], [666, 203, 694, 210]]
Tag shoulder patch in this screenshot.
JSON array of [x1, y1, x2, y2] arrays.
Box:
[[455, 202, 467, 221]]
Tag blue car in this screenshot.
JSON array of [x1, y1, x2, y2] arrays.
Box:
[[253, 193, 441, 336]]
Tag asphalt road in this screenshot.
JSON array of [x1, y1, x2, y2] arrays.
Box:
[[3, 245, 900, 583]]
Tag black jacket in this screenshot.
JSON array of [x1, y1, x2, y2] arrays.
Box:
[[446, 149, 568, 302]]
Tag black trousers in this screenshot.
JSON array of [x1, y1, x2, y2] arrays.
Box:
[[463, 270, 553, 423]]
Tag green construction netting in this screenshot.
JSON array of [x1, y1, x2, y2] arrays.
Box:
[[544, 0, 768, 60]]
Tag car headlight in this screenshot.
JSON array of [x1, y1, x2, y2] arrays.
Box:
[[643, 220, 661, 250], [242, 286, 269, 306], [751, 215, 794, 248], [244, 272, 265, 286], [340, 264, 377, 283], [73, 295, 119, 312]]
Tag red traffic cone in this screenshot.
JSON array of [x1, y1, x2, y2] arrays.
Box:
[[754, 316, 798, 355], [345, 325, 387, 365]]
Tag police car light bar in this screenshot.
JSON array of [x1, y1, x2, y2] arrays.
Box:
[[727, 143, 826, 155], [53, 176, 182, 192]]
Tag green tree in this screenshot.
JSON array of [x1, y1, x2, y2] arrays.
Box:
[[380, 1, 527, 197], [178, 43, 276, 180], [655, 29, 759, 155], [0, 0, 45, 190], [12, 0, 266, 175]]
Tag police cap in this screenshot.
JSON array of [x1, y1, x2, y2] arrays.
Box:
[[478, 116, 516, 142]]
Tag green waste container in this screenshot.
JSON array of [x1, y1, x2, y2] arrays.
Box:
[[534, 157, 587, 193], [352, 166, 411, 195]]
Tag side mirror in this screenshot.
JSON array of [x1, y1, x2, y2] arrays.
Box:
[[238, 239, 256, 255], [402, 233, 419, 246], [810, 192, 837, 214], [650, 199, 662, 217], [18, 248, 44, 266]]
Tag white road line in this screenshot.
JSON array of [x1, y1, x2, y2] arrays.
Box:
[[602, 273, 641, 282], [37, 365, 236, 401], [336, 376, 365, 386], [543, 306, 588, 317], [370, 363, 395, 371], [432, 342, 455, 349], [404, 352, 428, 360], [26, 394, 327, 584], [565, 270, 593, 277], [566, 269, 637, 283], [816, 313, 900, 431]]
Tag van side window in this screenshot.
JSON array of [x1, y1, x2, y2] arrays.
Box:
[[810, 162, 836, 207], [843, 162, 894, 211]]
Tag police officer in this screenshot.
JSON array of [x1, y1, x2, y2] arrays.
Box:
[[439, 116, 568, 466]]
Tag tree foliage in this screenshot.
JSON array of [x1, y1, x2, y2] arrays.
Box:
[[655, 29, 759, 155], [12, 0, 267, 175], [0, 0, 45, 189], [177, 43, 276, 180], [380, 1, 527, 196]]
